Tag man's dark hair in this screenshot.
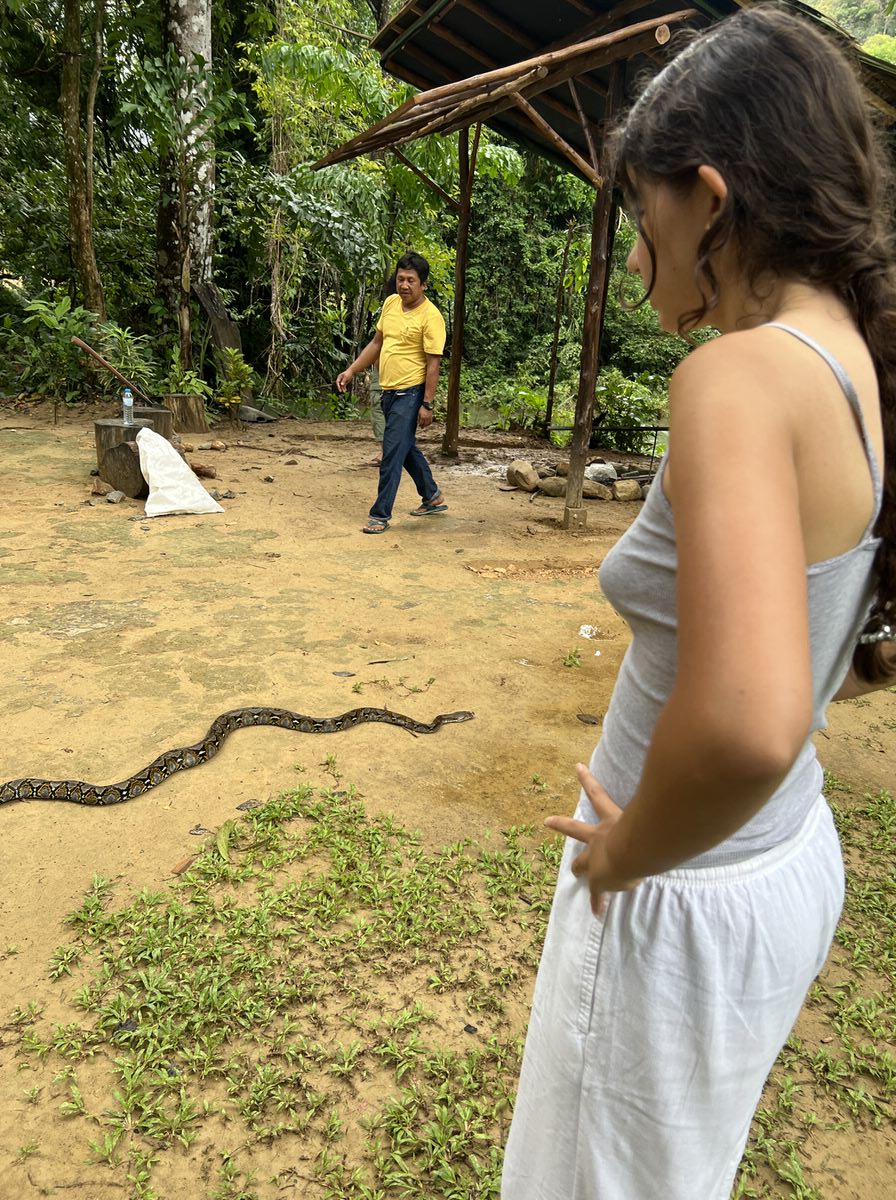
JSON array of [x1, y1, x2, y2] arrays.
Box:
[[395, 252, 430, 283]]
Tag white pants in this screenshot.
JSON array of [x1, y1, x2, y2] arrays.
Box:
[[501, 794, 844, 1200]]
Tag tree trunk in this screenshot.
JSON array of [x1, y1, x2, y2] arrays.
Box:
[[564, 64, 625, 532], [441, 124, 480, 457], [546, 221, 576, 433], [158, 0, 240, 363], [156, 150, 182, 335], [60, 0, 106, 318], [266, 105, 289, 398]]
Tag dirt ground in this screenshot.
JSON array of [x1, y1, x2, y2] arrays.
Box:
[[0, 403, 893, 1197]]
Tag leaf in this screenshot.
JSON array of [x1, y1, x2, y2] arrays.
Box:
[[216, 819, 237, 862]]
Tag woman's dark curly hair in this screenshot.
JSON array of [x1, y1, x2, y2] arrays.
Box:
[[610, 4, 896, 682]]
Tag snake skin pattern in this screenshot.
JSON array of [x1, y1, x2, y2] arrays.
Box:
[[0, 706, 474, 806]]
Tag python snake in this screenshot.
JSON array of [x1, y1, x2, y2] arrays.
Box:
[[0, 706, 474, 806]]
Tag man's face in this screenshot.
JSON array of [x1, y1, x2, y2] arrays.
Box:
[[396, 269, 425, 306]]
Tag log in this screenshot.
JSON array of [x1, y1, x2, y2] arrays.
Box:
[[133, 406, 175, 440], [99, 441, 149, 499], [94, 418, 153, 470], [163, 393, 210, 434]]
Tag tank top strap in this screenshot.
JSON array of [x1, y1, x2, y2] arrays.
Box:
[[765, 321, 883, 536]]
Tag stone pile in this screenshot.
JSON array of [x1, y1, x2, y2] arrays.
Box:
[[505, 459, 649, 502]]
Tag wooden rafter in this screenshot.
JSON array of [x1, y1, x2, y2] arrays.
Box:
[[313, 11, 696, 171], [568, 78, 599, 172], [410, 17, 586, 126], [513, 94, 602, 186], [390, 147, 462, 210]]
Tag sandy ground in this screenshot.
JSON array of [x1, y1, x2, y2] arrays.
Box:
[[0, 404, 893, 1197]]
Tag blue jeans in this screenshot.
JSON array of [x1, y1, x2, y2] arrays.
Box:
[[369, 384, 439, 522]]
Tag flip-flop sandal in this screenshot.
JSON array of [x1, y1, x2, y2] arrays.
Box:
[[361, 520, 389, 534], [409, 499, 448, 516]]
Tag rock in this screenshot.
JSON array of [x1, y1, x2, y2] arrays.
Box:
[[90, 478, 112, 496], [582, 479, 613, 500], [555, 461, 569, 477], [507, 459, 540, 491], [190, 462, 217, 479], [263, 475, 274, 483], [537, 476, 567, 497], [641, 482, 652, 499], [197, 440, 227, 451], [210, 489, 236, 501], [106, 490, 125, 503], [612, 479, 643, 502], [585, 462, 618, 484], [238, 405, 277, 423], [536, 465, 555, 479], [181, 442, 195, 452], [285, 458, 298, 465]]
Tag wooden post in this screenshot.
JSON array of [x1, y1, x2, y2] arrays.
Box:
[[564, 63, 626, 532], [441, 123, 480, 457]]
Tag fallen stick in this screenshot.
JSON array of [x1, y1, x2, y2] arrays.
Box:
[[71, 337, 154, 404]]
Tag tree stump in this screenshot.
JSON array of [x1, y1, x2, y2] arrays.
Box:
[[133, 406, 175, 440], [94, 418, 153, 471], [99, 442, 149, 499], [163, 393, 210, 434]]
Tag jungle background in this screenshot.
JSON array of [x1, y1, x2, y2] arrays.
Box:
[[1, 0, 891, 449]]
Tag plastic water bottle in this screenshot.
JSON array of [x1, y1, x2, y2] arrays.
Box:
[[122, 387, 134, 426]]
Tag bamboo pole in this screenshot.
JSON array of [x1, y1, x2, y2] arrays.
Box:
[[316, 15, 691, 171], [383, 11, 692, 108], [415, 66, 549, 139]]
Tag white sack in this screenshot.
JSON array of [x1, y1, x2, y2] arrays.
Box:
[[136, 427, 224, 517]]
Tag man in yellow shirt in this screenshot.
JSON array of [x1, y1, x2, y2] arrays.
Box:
[[337, 253, 447, 534]]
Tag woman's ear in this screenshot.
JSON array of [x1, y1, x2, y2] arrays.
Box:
[[696, 164, 728, 223]]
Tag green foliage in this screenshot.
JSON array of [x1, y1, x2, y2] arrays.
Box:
[[813, 0, 893, 40], [0, 294, 99, 416], [214, 347, 256, 414], [863, 31, 896, 61], [594, 367, 668, 454], [159, 343, 213, 401], [95, 324, 158, 395]]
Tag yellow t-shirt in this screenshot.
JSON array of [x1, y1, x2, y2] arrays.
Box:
[[376, 294, 446, 389]]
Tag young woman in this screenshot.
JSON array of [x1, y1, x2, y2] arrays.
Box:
[[502, 8, 896, 1198]]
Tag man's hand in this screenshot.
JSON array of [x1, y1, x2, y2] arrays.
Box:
[[417, 406, 434, 429], [544, 763, 643, 915], [336, 369, 353, 394]]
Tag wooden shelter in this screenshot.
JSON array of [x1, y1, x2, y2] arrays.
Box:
[[315, 0, 896, 530]]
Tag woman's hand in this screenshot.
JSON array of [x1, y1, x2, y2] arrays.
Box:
[[545, 763, 643, 915]]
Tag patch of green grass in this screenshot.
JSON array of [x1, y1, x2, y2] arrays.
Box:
[[12, 784, 560, 1199], [11, 774, 894, 1199]]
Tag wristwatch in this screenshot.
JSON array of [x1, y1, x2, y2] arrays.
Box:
[[421, 401, 434, 411]]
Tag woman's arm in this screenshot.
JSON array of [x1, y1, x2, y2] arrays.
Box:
[[601, 337, 817, 877], [831, 646, 896, 701]]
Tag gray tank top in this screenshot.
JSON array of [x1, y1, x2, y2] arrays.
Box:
[[589, 323, 883, 867]]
